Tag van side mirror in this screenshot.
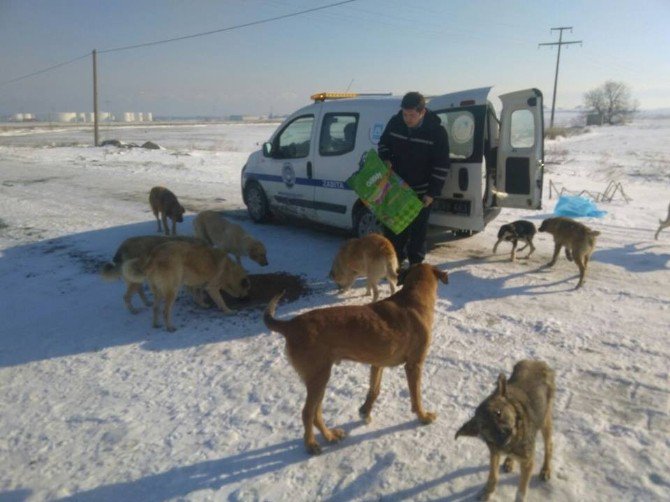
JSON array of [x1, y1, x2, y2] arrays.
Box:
[[262, 142, 273, 157]]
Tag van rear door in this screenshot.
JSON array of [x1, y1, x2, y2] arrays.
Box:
[[495, 88, 544, 209]]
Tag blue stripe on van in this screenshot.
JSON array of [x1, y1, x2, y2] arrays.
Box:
[[245, 173, 353, 190]]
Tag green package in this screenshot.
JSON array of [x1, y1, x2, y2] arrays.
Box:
[[346, 149, 423, 234]]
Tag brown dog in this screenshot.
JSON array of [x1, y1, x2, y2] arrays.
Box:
[[264, 263, 448, 454], [538, 216, 600, 288], [123, 240, 250, 331], [193, 210, 268, 266], [455, 360, 555, 502], [149, 186, 185, 236], [101, 235, 203, 313], [655, 201, 670, 240], [329, 233, 399, 301]]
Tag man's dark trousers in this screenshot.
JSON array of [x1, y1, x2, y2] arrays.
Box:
[[383, 206, 431, 265]]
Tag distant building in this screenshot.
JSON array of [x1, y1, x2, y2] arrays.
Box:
[[9, 113, 36, 122], [229, 115, 263, 122]]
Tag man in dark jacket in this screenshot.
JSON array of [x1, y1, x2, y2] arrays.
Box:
[[378, 91, 450, 265]]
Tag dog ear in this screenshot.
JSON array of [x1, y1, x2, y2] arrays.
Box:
[[433, 267, 448, 284], [455, 417, 480, 439], [496, 373, 507, 396]]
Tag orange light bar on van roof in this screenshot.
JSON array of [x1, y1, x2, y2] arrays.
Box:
[[311, 92, 360, 102]]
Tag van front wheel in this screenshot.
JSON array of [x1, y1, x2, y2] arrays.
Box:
[[353, 205, 383, 237], [244, 182, 271, 223]]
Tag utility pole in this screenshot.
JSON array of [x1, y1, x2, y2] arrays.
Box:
[[539, 27, 582, 130], [92, 49, 99, 146]]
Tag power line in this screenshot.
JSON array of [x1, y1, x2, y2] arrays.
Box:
[[99, 0, 358, 54], [0, 53, 89, 87], [0, 0, 357, 87]]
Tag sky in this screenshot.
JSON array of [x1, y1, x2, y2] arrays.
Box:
[[1, 0, 669, 118]]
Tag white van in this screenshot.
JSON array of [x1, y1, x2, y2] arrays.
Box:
[[241, 87, 544, 237]]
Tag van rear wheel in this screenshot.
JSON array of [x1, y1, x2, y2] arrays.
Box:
[[244, 182, 271, 223], [353, 205, 383, 237]]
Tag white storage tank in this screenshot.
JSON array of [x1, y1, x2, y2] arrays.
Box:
[[56, 112, 77, 122], [145, 112, 153, 122], [122, 112, 135, 122]]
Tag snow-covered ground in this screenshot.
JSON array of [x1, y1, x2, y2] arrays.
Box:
[[0, 118, 668, 501]]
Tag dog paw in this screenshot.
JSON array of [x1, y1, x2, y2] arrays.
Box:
[[539, 467, 551, 481], [358, 406, 372, 424], [306, 442, 322, 455], [324, 428, 346, 442], [166, 326, 177, 333], [477, 487, 493, 501], [503, 457, 514, 473], [418, 411, 437, 424]]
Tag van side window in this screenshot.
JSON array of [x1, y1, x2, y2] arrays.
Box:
[[275, 115, 314, 159], [437, 110, 475, 160], [319, 113, 358, 156], [510, 109, 534, 148]]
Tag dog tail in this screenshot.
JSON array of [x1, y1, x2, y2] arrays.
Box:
[[100, 262, 121, 281], [263, 291, 287, 334], [121, 257, 148, 284], [100, 247, 126, 281], [590, 230, 601, 237]]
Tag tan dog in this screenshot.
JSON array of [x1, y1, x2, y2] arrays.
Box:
[[149, 186, 185, 236], [263, 263, 448, 454], [193, 210, 268, 266], [329, 233, 399, 301], [455, 360, 555, 502], [123, 240, 251, 332], [101, 235, 203, 313], [538, 216, 600, 288], [655, 201, 670, 240]]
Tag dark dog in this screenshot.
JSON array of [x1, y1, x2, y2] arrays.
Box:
[[149, 186, 185, 236], [492, 220, 537, 261], [455, 360, 555, 502], [539, 216, 600, 288], [655, 202, 670, 240], [264, 264, 448, 454]]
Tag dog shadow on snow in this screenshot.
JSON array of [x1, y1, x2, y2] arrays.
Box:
[[0, 216, 345, 368], [443, 258, 578, 312], [592, 242, 670, 273], [48, 414, 544, 502], [50, 419, 438, 502]]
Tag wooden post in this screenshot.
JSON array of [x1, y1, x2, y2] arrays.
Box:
[[92, 49, 99, 146]]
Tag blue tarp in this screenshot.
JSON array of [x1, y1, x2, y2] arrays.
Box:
[[554, 195, 607, 218]]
